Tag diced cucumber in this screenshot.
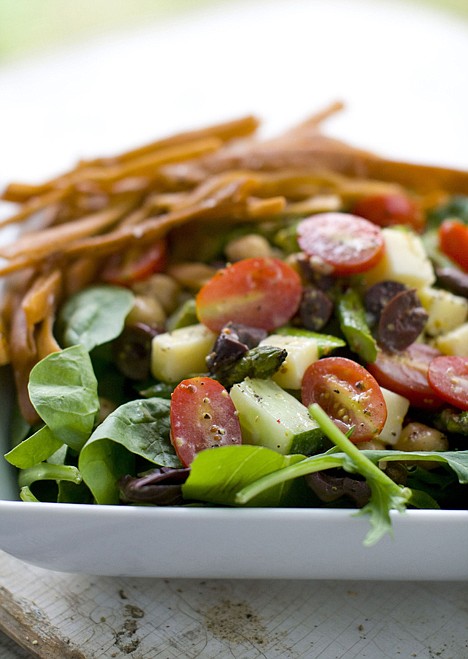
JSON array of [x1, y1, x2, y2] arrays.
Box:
[[418, 286, 468, 337], [258, 334, 319, 389], [230, 377, 324, 455], [151, 323, 217, 382], [378, 387, 410, 445], [434, 322, 468, 357], [363, 227, 435, 290]]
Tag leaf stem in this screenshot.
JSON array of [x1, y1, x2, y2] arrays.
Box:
[[308, 403, 411, 501], [18, 463, 82, 488]]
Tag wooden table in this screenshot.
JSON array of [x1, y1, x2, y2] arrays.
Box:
[[0, 550, 466, 658]]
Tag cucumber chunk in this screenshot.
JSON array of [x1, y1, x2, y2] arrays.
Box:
[[230, 377, 324, 455]]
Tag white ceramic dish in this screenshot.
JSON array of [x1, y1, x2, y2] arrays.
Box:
[[1, 0, 468, 578]]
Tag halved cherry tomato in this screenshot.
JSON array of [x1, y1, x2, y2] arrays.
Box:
[[297, 213, 385, 276], [367, 343, 444, 410], [101, 240, 167, 286], [352, 193, 424, 232], [428, 355, 468, 411], [196, 257, 302, 332], [301, 356, 387, 443], [170, 376, 242, 467], [438, 220, 468, 272]]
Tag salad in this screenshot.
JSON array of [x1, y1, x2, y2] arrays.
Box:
[[1, 104, 468, 545]]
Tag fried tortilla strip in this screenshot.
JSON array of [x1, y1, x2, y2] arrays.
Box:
[[0, 198, 136, 261], [1, 115, 259, 203], [21, 269, 62, 326], [9, 300, 40, 425], [80, 114, 260, 167]]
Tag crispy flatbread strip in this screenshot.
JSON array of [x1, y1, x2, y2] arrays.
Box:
[[1, 115, 259, 203]]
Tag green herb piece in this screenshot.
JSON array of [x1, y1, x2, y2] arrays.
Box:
[[79, 397, 181, 504], [183, 445, 304, 506], [4, 425, 63, 469], [28, 345, 99, 452], [336, 288, 377, 362], [57, 284, 134, 351]]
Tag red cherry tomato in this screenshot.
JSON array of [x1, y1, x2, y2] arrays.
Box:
[[438, 220, 468, 272], [301, 356, 387, 443], [101, 240, 167, 286], [428, 355, 468, 411], [196, 257, 302, 332], [367, 343, 444, 410], [297, 213, 385, 276], [170, 377, 242, 467], [352, 194, 424, 232]]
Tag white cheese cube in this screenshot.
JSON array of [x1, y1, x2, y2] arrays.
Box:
[[419, 287, 468, 336], [151, 324, 217, 382], [378, 387, 410, 445], [363, 228, 435, 290], [259, 334, 319, 390], [434, 323, 468, 357]]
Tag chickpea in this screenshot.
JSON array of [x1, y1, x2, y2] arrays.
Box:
[[126, 295, 166, 328], [357, 438, 387, 451], [224, 234, 274, 262], [395, 422, 449, 453], [132, 274, 181, 314], [167, 262, 217, 291], [394, 422, 449, 470]]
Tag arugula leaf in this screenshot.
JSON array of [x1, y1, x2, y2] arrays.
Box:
[[28, 345, 99, 452], [57, 284, 134, 352], [237, 404, 413, 546], [79, 397, 181, 504], [183, 445, 304, 506]]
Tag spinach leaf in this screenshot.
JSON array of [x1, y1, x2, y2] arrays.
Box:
[[79, 397, 181, 504], [183, 445, 304, 506], [28, 345, 99, 452], [57, 285, 134, 351], [4, 425, 63, 469], [78, 439, 134, 504]]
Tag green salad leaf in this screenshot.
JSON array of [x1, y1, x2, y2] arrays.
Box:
[[79, 397, 181, 504], [183, 445, 304, 506], [28, 345, 99, 452], [4, 425, 63, 469], [57, 284, 134, 351]]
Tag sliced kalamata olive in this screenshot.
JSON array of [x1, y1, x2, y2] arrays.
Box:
[[295, 253, 335, 290], [305, 470, 371, 508], [299, 286, 334, 331], [119, 467, 190, 505], [113, 322, 160, 380], [377, 288, 428, 352], [435, 267, 468, 298], [207, 322, 267, 373], [364, 280, 407, 325]]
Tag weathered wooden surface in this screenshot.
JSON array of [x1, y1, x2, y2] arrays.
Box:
[[0, 550, 467, 658]]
